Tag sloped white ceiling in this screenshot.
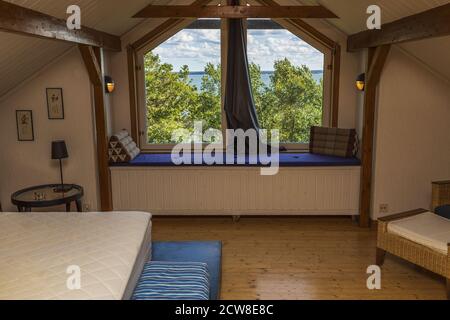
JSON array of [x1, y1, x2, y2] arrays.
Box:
[[0, 32, 72, 98], [300, 0, 450, 34], [400, 36, 450, 82], [0, 0, 154, 97], [1, 0, 450, 98], [3, 0, 154, 34], [299, 0, 450, 81]]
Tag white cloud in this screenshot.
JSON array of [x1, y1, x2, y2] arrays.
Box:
[[153, 30, 221, 71], [247, 30, 324, 70], [152, 28, 324, 72]]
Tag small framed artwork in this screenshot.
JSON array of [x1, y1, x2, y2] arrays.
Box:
[[46, 88, 64, 119], [16, 110, 34, 141]]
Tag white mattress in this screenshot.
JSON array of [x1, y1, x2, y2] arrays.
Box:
[[387, 212, 450, 255], [0, 211, 152, 300]]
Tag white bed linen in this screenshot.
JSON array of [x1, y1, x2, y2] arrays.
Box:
[[0, 211, 151, 300], [387, 212, 450, 255]]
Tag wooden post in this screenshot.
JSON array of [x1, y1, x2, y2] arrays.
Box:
[[79, 45, 113, 211], [127, 46, 139, 143], [331, 43, 341, 127], [376, 248, 386, 266], [359, 45, 391, 227]]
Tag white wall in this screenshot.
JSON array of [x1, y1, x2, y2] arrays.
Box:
[[0, 48, 100, 212], [372, 46, 450, 219]]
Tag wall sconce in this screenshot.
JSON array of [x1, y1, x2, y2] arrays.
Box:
[[356, 73, 365, 91], [105, 76, 115, 94]]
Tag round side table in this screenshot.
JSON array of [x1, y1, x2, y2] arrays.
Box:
[[11, 184, 84, 212]]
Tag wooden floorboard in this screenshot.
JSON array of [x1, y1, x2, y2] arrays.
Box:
[[152, 217, 447, 300]]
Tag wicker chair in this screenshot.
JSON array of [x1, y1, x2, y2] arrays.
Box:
[[376, 181, 450, 300]]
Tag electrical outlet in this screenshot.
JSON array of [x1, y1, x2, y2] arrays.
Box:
[[83, 204, 91, 212], [379, 204, 389, 214]]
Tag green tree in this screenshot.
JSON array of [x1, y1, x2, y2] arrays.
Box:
[[144, 52, 322, 145], [257, 59, 323, 143], [144, 53, 222, 143], [145, 53, 198, 143], [198, 63, 222, 133]]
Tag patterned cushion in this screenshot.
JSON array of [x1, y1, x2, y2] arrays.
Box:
[[109, 130, 140, 163], [309, 126, 358, 158], [132, 261, 210, 300]]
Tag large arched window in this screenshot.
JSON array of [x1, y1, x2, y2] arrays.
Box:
[[135, 19, 333, 151]]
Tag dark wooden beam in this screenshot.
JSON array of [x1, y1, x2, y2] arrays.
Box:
[[0, 1, 121, 51], [359, 45, 391, 228], [367, 45, 391, 85], [133, 5, 339, 19], [78, 45, 101, 86], [348, 3, 450, 51], [127, 46, 139, 143], [331, 43, 341, 128], [79, 45, 113, 211], [186, 18, 283, 29]]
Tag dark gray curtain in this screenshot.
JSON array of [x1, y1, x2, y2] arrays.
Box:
[[224, 17, 260, 133]]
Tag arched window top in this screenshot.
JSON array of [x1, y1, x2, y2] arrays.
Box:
[[134, 18, 334, 151]]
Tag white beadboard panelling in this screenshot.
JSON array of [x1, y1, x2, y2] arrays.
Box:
[[0, 0, 153, 97], [294, 0, 450, 82], [0, 32, 72, 98], [4, 0, 153, 34], [298, 0, 450, 35], [111, 167, 361, 215]]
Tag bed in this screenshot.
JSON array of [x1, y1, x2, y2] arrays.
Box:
[[0, 211, 152, 300], [377, 209, 450, 299]]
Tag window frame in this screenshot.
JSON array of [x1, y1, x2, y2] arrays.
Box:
[[245, 20, 332, 151], [135, 25, 224, 152], [132, 19, 337, 153]]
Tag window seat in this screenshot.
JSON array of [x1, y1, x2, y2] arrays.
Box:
[[110, 153, 361, 167]]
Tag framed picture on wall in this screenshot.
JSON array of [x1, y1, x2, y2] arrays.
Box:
[[46, 88, 64, 120], [16, 110, 34, 141]]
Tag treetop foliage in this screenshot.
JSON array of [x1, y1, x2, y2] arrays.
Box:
[[144, 52, 323, 144]]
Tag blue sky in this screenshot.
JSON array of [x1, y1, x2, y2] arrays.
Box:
[[152, 29, 324, 72]]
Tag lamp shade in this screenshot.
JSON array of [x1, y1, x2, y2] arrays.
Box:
[[356, 73, 365, 91], [105, 76, 115, 93], [51, 140, 68, 160]]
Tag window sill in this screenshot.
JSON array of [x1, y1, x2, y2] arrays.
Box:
[[110, 153, 361, 168]]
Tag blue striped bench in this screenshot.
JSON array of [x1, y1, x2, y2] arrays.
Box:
[[132, 261, 210, 300]]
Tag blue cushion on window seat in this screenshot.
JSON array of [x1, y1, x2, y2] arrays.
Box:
[[435, 205, 450, 219], [110, 153, 361, 167]]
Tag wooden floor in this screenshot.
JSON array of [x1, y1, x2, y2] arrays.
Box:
[[152, 217, 447, 300]]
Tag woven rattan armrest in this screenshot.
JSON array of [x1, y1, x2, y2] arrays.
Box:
[[378, 209, 428, 223], [377, 209, 428, 234]]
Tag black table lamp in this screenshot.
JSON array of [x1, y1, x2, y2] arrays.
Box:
[[52, 140, 71, 193]]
